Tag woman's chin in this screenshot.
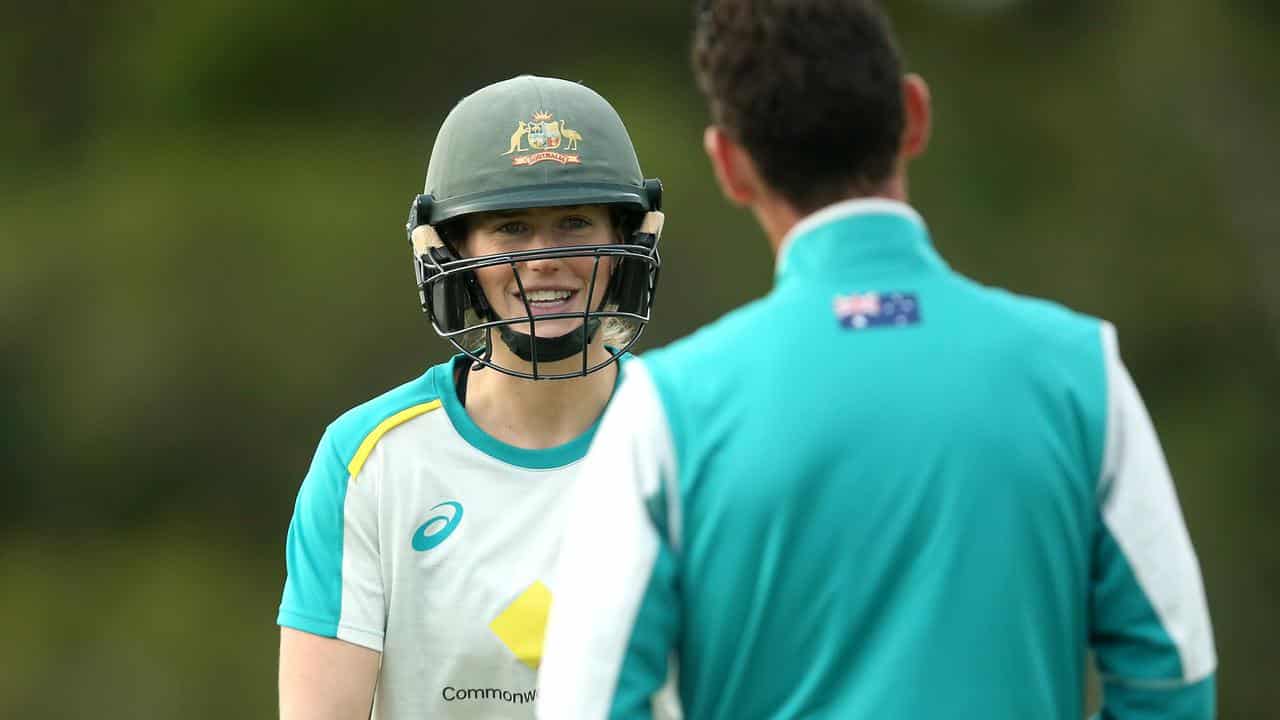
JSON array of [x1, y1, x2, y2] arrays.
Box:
[[506, 319, 585, 340]]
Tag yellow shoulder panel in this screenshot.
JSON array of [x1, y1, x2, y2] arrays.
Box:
[[347, 399, 442, 478]]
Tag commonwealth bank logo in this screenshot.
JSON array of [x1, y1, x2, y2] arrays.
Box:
[[501, 111, 583, 167], [489, 581, 553, 670], [411, 501, 463, 551]]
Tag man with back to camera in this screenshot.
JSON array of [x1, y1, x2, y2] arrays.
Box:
[[535, 1, 1217, 718]]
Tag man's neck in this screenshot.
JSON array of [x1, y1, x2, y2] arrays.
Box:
[[758, 176, 908, 259], [462, 343, 617, 450]]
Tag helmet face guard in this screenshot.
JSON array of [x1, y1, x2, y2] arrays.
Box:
[[407, 187, 663, 380]]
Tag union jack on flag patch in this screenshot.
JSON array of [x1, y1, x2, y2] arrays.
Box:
[[833, 291, 921, 330]]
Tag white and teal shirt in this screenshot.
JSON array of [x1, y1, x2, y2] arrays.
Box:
[[537, 199, 1217, 719], [279, 355, 619, 719]]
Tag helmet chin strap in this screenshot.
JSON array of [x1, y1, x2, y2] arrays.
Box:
[[496, 318, 602, 363]]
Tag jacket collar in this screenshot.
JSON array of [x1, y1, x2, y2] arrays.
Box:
[[775, 198, 946, 284]]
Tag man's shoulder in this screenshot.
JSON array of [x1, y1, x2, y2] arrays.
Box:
[[632, 294, 781, 427], [940, 278, 1114, 430], [954, 277, 1107, 353], [645, 295, 776, 371]]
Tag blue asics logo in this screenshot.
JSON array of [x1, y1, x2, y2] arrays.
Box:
[[412, 501, 463, 551]]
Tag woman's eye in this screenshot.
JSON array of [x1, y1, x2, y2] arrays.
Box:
[[495, 222, 528, 235]]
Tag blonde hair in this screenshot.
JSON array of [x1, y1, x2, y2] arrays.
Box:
[[602, 313, 641, 349]]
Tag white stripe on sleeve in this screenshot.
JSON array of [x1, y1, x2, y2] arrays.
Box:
[[1099, 323, 1216, 683], [538, 360, 678, 719]]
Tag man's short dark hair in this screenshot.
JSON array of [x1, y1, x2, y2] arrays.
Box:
[[692, 0, 905, 213]]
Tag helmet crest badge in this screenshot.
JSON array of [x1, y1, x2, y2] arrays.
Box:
[[501, 111, 583, 166]]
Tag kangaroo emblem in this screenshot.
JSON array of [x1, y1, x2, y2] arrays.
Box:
[[503, 112, 583, 166], [558, 120, 583, 150], [502, 121, 530, 156]]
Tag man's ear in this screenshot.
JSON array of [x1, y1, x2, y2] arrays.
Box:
[[900, 74, 932, 161], [703, 126, 762, 207]]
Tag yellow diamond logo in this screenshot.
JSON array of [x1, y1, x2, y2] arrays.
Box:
[[489, 581, 553, 670]]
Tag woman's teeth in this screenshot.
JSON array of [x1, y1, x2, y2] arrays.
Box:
[[525, 290, 573, 304]]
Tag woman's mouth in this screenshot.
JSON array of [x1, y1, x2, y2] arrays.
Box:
[[517, 288, 578, 316]]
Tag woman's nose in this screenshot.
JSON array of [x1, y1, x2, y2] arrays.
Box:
[[526, 229, 556, 250], [517, 230, 562, 270], [520, 253, 561, 273]]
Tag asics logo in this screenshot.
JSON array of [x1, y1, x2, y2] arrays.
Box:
[[412, 501, 463, 551]]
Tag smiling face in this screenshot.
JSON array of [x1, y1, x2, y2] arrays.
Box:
[[461, 204, 618, 340]]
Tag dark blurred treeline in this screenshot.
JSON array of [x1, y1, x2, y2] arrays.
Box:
[[1, 1, 1277, 717]]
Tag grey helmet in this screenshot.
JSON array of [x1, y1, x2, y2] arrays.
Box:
[[406, 75, 663, 379]]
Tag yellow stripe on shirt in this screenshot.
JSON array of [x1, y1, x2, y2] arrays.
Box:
[[347, 399, 442, 478]]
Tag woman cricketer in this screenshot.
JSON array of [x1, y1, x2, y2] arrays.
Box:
[[276, 75, 668, 720]]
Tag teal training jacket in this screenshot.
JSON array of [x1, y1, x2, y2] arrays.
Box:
[[537, 199, 1216, 720]]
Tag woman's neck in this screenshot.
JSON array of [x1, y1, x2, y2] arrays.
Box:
[[462, 342, 618, 450]]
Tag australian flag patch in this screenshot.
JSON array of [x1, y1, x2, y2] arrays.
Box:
[[833, 291, 921, 330]]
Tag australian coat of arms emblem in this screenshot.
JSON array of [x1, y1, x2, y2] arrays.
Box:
[[502, 111, 583, 166]]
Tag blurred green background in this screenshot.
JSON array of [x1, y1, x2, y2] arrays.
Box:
[[2, 0, 1276, 717]]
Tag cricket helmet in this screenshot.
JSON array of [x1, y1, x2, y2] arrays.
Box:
[[406, 75, 663, 380]]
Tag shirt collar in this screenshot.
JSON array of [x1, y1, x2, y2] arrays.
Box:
[[774, 198, 945, 282]]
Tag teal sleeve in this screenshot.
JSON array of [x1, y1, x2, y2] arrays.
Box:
[[535, 359, 682, 719], [277, 430, 348, 637], [605, 362, 685, 719], [1090, 525, 1185, 680], [1094, 673, 1215, 720], [610, 537, 681, 719], [1090, 328, 1216, 719], [1090, 525, 1215, 719]]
